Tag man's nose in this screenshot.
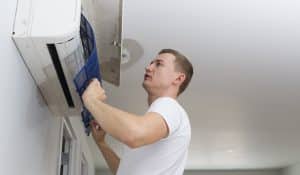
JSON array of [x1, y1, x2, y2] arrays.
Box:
[[145, 64, 152, 72]]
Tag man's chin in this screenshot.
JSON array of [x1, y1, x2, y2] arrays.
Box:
[[142, 81, 150, 90], [142, 81, 147, 88]]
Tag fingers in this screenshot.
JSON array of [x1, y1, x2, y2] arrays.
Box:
[[90, 120, 102, 131], [102, 93, 107, 101], [90, 121, 100, 136], [89, 78, 101, 87], [86, 78, 101, 91], [90, 79, 105, 94], [89, 78, 98, 84], [89, 119, 106, 143], [84, 78, 107, 101], [90, 120, 98, 129]]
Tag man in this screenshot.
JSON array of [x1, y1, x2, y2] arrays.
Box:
[[82, 49, 194, 175]]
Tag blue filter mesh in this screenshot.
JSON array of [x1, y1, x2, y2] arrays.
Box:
[[73, 14, 102, 135]]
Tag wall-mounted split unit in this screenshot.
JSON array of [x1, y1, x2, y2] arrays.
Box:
[[12, 0, 105, 118]]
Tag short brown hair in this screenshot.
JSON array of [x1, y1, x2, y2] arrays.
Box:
[[159, 49, 193, 96]]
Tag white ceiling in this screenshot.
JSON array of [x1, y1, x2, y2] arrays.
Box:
[[89, 0, 300, 170]]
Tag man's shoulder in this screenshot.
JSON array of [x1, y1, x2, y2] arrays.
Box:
[[148, 97, 181, 112], [151, 96, 179, 106]]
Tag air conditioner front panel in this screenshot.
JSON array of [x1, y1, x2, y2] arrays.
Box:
[[13, 36, 84, 117], [31, 0, 81, 39]]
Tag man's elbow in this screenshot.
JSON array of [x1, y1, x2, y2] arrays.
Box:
[[122, 128, 145, 149], [124, 138, 140, 149]]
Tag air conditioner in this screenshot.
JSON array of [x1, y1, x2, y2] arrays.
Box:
[[12, 0, 101, 117]]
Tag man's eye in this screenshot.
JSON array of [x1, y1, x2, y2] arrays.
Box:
[[156, 62, 161, 66]]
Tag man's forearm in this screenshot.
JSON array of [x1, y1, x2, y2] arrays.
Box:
[[97, 141, 120, 175], [85, 98, 142, 146]]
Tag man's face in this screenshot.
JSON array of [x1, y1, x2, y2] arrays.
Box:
[[143, 53, 179, 93]]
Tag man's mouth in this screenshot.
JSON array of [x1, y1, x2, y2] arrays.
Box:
[[144, 74, 151, 80]]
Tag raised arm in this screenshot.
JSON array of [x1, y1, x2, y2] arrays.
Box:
[[82, 79, 169, 148]]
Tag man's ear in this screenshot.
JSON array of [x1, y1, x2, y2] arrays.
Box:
[[173, 73, 186, 86]]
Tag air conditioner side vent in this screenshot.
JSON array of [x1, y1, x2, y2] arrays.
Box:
[[47, 44, 75, 108]]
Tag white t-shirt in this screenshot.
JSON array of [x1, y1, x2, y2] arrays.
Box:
[[116, 97, 191, 175]]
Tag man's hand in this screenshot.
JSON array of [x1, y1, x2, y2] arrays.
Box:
[[90, 120, 106, 144], [91, 120, 120, 175], [82, 78, 106, 106]]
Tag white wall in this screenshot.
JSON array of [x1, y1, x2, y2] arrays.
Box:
[[0, 1, 95, 175], [282, 162, 300, 175]]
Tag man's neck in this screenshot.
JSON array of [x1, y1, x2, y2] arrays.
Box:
[[147, 92, 177, 106], [147, 95, 159, 106]]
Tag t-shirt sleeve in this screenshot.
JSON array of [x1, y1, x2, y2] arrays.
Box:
[[147, 97, 181, 136]]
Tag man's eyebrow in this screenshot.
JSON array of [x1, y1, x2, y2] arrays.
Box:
[[150, 59, 164, 64], [156, 59, 164, 63]]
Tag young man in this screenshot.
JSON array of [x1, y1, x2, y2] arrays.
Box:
[[82, 49, 194, 175]]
